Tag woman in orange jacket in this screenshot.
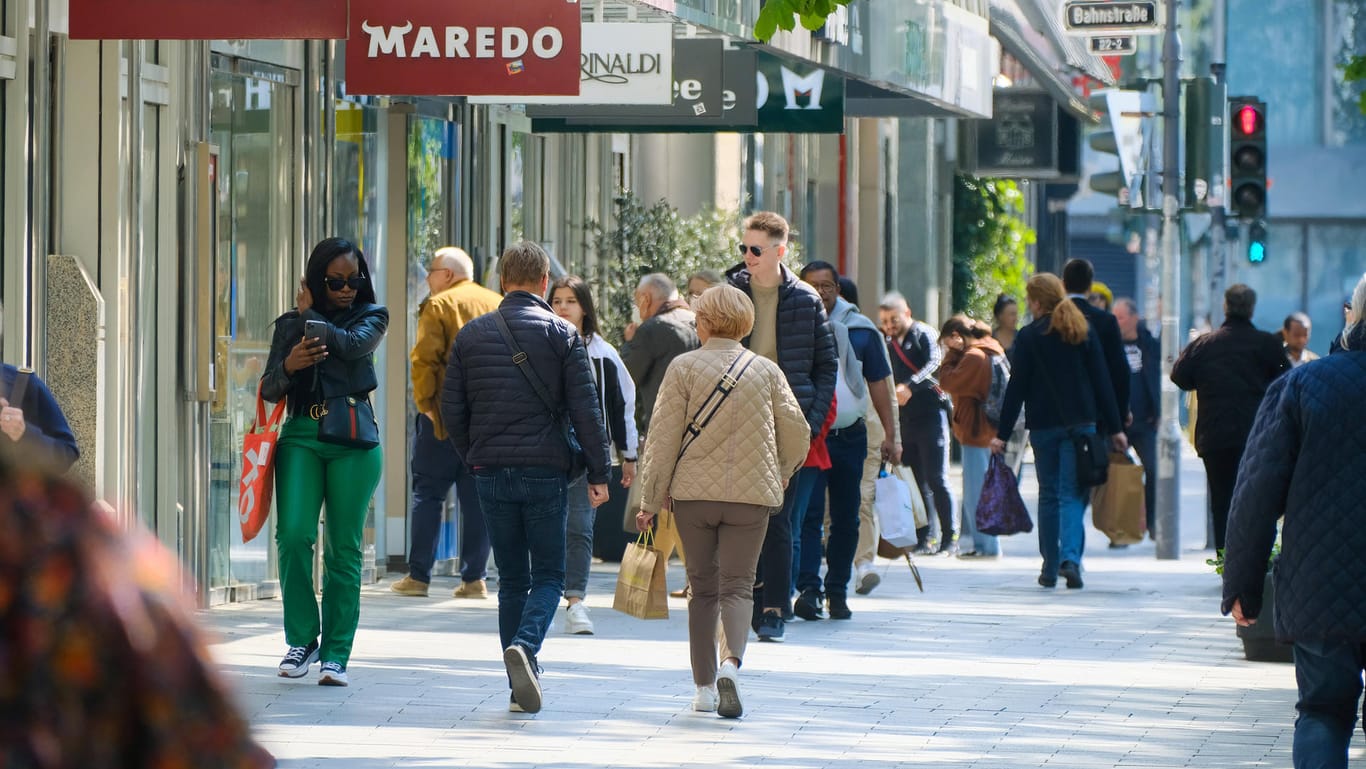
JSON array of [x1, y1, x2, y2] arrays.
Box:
[[938, 315, 1007, 558]]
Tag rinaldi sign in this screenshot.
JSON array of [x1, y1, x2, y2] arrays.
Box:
[[470, 23, 674, 105], [70, 0, 348, 39], [344, 0, 582, 96], [1060, 1, 1162, 36]]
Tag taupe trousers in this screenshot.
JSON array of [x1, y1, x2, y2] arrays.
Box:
[[671, 499, 773, 686], [855, 410, 885, 569]]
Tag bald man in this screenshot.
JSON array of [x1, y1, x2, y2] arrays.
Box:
[[393, 247, 503, 599]]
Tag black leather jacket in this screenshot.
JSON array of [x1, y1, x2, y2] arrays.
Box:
[[261, 303, 389, 415]]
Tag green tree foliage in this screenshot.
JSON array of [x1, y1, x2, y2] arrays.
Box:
[[584, 193, 741, 346], [1344, 54, 1366, 117], [755, 0, 852, 41], [951, 174, 1035, 322]]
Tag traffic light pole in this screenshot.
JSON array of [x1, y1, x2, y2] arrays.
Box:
[[1155, 0, 1183, 560]]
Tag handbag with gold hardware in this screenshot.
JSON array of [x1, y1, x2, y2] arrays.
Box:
[[315, 394, 380, 449]]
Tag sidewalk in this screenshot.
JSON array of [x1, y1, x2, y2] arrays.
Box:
[[206, 449, 1321, 769]]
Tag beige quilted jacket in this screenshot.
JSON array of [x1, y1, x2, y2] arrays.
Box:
[[640, 339, 810, 514]]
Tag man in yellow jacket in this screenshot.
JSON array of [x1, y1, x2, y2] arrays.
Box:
[[392, 247, 502, 599]]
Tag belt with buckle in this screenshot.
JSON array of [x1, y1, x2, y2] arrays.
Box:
[[308, 403, 329, 420], [828, 417, 865, 437]]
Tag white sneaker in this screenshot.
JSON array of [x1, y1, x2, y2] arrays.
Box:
[[855, 567, 881, 596], [317, 661, 349, 687], [716, 661, 743, 719], [693, 685, 718, 712], [564, 602, 595, 635]]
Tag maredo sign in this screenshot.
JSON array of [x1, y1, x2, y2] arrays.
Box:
[[344, 0, 582, 96]]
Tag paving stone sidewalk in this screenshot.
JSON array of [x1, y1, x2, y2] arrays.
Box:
[[206, 453, 1341, 769]]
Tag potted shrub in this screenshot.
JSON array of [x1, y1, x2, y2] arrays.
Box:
[[1208, 546, 1292, 663]]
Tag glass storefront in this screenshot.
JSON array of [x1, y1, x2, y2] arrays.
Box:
[[205, 60, 298, 599]]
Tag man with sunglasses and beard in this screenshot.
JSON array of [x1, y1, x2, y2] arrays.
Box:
[[726, 212, 838, 643]]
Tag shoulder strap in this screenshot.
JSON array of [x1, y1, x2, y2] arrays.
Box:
[[890, 339, 919, 373], [492, 309, 559, 418], [676, 351, 759, 463]]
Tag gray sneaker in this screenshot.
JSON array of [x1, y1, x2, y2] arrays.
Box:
[[504, 645, 543, 714]]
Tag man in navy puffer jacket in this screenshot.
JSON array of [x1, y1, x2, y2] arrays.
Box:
[[1223, 274, 1366, 769], [442, 241, 611, 715]]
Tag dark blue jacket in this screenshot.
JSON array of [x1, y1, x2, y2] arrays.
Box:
[[1170, 317, 1289, 456], [726, 263, 838, 438], [1072, 298, 1130, 422], [1125, 326, 1162, 430], [995, 316, 1123, 440], [1221, 345, 1366, 642], [441, 291, 612, 485], [0, 364, 79, 472]]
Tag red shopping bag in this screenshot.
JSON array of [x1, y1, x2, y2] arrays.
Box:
[[239, 385, 286, 543]]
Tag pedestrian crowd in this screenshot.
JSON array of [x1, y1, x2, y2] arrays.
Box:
[[3, 213, 1360, 767]]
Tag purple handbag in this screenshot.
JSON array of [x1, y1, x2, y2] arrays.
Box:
[[976, 454, 1034, 536]]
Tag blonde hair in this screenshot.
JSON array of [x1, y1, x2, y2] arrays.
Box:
[[499, 241, 550, 288], [1026, 273, 1089, 345], [744, 211, 790, 242], [693, 284, 755, 340]]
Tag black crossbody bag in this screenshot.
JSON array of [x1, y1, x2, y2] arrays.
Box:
[[676, 351, 759, 462], [1029, 339, 1110, 489], [492, 310, 589, 479]]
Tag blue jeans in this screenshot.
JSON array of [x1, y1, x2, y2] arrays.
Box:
[[473, 465, 568, 657], [787, 467, 824, 595], [959, 445, 998, 555], [564, 474, 595, 599], [1293, 639, 1366, 769], [1030, 426, 1091, 579], [797, 421, 867, 598], [408, 415, 490, 584]]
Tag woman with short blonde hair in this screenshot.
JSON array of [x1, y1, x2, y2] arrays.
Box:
[[637, 284, 809, 719]]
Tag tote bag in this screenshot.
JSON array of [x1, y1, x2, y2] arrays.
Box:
[[238, 384, 285, 543], [613, 530, 669, 619]]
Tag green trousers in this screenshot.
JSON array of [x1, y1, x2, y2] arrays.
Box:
[[275, 416, 383, 667]]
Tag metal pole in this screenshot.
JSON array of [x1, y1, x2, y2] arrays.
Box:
[[1155, 0, 1183, 560]]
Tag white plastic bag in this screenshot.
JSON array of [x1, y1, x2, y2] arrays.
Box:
[[889, 463, 929, 530], [875, 470, 919, 549]]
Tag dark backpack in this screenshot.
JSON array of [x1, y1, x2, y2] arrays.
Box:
[[984, 352, 1011, 427]]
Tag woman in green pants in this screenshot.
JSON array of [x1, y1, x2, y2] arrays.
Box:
[[260, 237, 388, 687]]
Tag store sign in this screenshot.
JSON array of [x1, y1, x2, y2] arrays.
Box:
[[1060, 1, 1162, 36], [530, 50, 843, 134], [528, 39, 726, 122], [975, 91, 1060, 178], [472, 23, 674, 105], [345, 0, 582, 96], [70, 0, 347, 39]]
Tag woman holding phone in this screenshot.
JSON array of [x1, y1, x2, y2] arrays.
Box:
[[260, 237, 388, 686]]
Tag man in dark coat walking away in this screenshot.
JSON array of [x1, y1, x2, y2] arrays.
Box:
[[442, 241, 612, 715], [726, 211, 838, 643], [1063, 260, 1129, 426], [1222, 274, 1366, 769], [1171, 284, 1289, 551]]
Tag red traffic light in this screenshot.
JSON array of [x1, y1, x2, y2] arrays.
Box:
[[1235, 104, 1264, 137]]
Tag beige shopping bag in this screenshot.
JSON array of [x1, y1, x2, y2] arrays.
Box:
[[1091, 452, 1147, 545], [612, 531, 669, 619]]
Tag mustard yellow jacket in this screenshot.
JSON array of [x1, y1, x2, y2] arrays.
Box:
[[411, 279, 502, 439]]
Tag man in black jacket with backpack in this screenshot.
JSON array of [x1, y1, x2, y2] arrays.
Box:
[[442, 241, 612, 715]]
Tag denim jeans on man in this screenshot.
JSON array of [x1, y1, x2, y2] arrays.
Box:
[[959, 445, 998, 555], [564, 473, 595, 600], [409, 414, 490, 584], [1291, 639, 1366, 769], [1029, 425, 1091, 579], [474, 465, 568, 657], [797, 421, 867, 598], [787, 466, 824, 594]]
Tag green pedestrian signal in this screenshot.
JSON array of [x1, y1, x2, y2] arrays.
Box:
[[1247, 220, 1268, 264]]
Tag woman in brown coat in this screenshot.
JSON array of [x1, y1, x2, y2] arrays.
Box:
[[637, 284, 809, 720], [938, 315, 1007, 558]]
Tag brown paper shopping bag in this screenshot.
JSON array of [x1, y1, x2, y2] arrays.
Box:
[[1091, 452, 1147, 545], [612, 530, 669, 619]]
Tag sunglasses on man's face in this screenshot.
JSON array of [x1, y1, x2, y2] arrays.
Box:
[[738, 243, 776, 258], [324, 276, 366, 292]]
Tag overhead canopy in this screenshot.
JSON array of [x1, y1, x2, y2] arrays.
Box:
[[990, 0, 1116, 122]]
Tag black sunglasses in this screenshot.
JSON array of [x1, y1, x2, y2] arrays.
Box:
[[738, 244, 775, 257], [324, 276, 366, 291]]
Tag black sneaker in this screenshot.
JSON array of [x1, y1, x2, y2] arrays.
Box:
[[1060, 561, 1084, 589], [1038, 573, 1057, 588], [503, 645, 543, 714], [911, 540, 938, 556], [756, 613, 785, 643], [793, 589, 825, 621], [827, 594, 852, 620], [936, 538, 960, 556], [1107, 542, 1130, 549], [277, 640, 319, 678]]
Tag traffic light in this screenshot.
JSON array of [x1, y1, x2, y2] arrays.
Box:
[[1228, 96, 1267, 219], [1247, 220, 1268, 264]]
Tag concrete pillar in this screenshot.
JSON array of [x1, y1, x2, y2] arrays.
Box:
[[896, 119, 942, 326], [854, 119, 887, 310], [44, 255, 105, 492]]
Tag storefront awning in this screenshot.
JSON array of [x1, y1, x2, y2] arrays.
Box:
[[989, 0, 1115, 122]]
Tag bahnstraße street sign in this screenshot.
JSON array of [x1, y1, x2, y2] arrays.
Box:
[[1061, 1, 1162, 36], [1089, 36, 1137, 56]]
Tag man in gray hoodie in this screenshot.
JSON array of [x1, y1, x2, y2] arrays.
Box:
[[793, 261, 899, 620]]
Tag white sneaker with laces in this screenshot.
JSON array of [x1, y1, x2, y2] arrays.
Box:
[[693, 685, 718, 713], [716, 660, 743, 719], [855, 567, 881, 596], [317, 661, 349, 687], [564, 602, 595, 635], [277, 642, 319, 678]]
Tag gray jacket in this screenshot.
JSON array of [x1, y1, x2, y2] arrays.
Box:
[[619, 301, 699, 436]]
